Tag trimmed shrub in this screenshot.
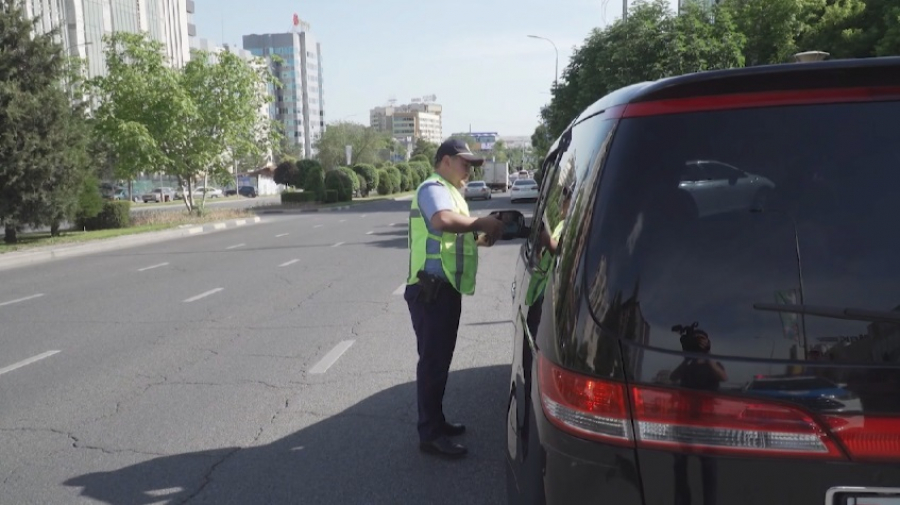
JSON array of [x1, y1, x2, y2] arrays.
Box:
[[410, 161, 432, 183], [407, 167, 421, 190], [376, 168, 392, 195], [81, 201, 131, 230], [281, 192, 317, 204], [304, 162, 326, 201], [352, 163, 378, 196], [274, 158, 300, 187], [296, 159, 322, 189], [325, 169, 354, 202], [338, 167, 360, 197], [76, 175, 104, 224], [324, 189, 338, 203], [384, 166, 402, 194]]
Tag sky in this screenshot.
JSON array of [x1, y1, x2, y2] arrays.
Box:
[[193, 0, 679, 138]]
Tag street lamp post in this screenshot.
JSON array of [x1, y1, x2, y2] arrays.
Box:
[[527, 35, 558, 88]]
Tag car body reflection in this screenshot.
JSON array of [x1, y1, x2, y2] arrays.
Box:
[[678, 160, 776, 217], [742, 375, 863, 413]]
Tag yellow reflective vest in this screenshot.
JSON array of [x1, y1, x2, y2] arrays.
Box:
[[525, 220, 565, 306], [407, 173, 478, 295]]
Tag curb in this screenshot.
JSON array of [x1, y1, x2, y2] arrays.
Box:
[[0, 216, 262, 273]]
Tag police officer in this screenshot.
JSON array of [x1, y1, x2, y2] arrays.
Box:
[[405, 138, 504, 459]]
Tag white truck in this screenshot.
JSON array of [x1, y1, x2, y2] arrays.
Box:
[[482, 161, 510, 192]]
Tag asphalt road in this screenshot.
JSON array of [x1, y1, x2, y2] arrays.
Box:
[[0, 190, 532, 504]]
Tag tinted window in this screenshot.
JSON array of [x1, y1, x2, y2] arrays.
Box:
[[584, 101, 900, 369]]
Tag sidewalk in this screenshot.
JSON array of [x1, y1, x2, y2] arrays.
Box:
[[0, 217, 262, 273]]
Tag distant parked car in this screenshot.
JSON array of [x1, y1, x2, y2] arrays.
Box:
[[142, 187, 176, 203], [111, 188, 141, 203], [238, 186, 258, 198], [193, 186, 222, 198]]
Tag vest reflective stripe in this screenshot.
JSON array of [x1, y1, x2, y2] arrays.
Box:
[[525, 220, 566, 306], [407, 174, 478, 295]]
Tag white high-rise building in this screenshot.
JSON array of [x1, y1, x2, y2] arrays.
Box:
[[22, 0, 194, 78], [243, 20, 325, 159]]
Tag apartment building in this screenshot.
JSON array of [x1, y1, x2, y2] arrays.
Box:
[[370, 97, 443, 146], [243, 19, 325, 158], [23, 0, 194, 78]]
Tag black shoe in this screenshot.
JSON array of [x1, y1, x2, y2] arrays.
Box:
[[443, 421, 466, 437], [419, 436, 468, 459]]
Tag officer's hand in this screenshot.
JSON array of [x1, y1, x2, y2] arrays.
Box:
[[476, 233, 494, 247], [476, 216, 504, 243]]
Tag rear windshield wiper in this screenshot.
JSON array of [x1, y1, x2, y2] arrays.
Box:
[[753, 303, 900, 324]]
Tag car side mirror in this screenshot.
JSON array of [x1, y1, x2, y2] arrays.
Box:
[[488, 210, 529, 240]]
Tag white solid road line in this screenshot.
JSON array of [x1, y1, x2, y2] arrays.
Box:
[[360, 214, 367, 218], [314, 225, 323, 228], [183, 288, 224, 303], [339, 219, 346, 223], [0, 350, 60, 377], [332, 242, 344, 247], [226, 243, 246, 250], [392, 283, 406, 295], [138, 262, 169, 272], [279, 259, 300, 267], [0, 294, 45, 307], [309, 340, 355, 374], [276, 233, 290, 238], [366, 231, 374, 235]]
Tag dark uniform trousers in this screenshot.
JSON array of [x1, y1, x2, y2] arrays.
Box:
[[404, 282, 462, 443]]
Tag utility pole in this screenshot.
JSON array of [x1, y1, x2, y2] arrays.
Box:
[[623, 0, 628, 20]]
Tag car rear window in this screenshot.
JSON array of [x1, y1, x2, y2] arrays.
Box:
[[514, 179, 535, 186], [468, 181, 485, 186], [583, 100, 900, 365]]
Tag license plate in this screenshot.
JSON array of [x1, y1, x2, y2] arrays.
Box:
[[829, 488, 900, 505]]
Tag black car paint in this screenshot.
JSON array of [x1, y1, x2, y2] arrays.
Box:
[[506, 57, 900, 505]]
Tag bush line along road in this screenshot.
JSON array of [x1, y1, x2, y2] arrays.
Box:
[[0, 193, 525, 504]]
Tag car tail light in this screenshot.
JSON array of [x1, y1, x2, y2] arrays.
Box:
[[824, 415, 900, 460], [538, 354, 633, 445], [537, 353, 869, 460], [631, 386, 842, 458]]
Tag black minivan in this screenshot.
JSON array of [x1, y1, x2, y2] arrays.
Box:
[[505, 57, 900, 505]]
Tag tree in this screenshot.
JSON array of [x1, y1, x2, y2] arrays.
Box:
[[410, 139, 438, 163], [0, 0, 90, 243], [719, 0, 800, 65], [90, 33, 184, 197], [91, 33, 276, 214], [314, 122, 391, 170], [538, 0, 745, 139], [531, 123, 553, 168], [180, 47, 277, 212]]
